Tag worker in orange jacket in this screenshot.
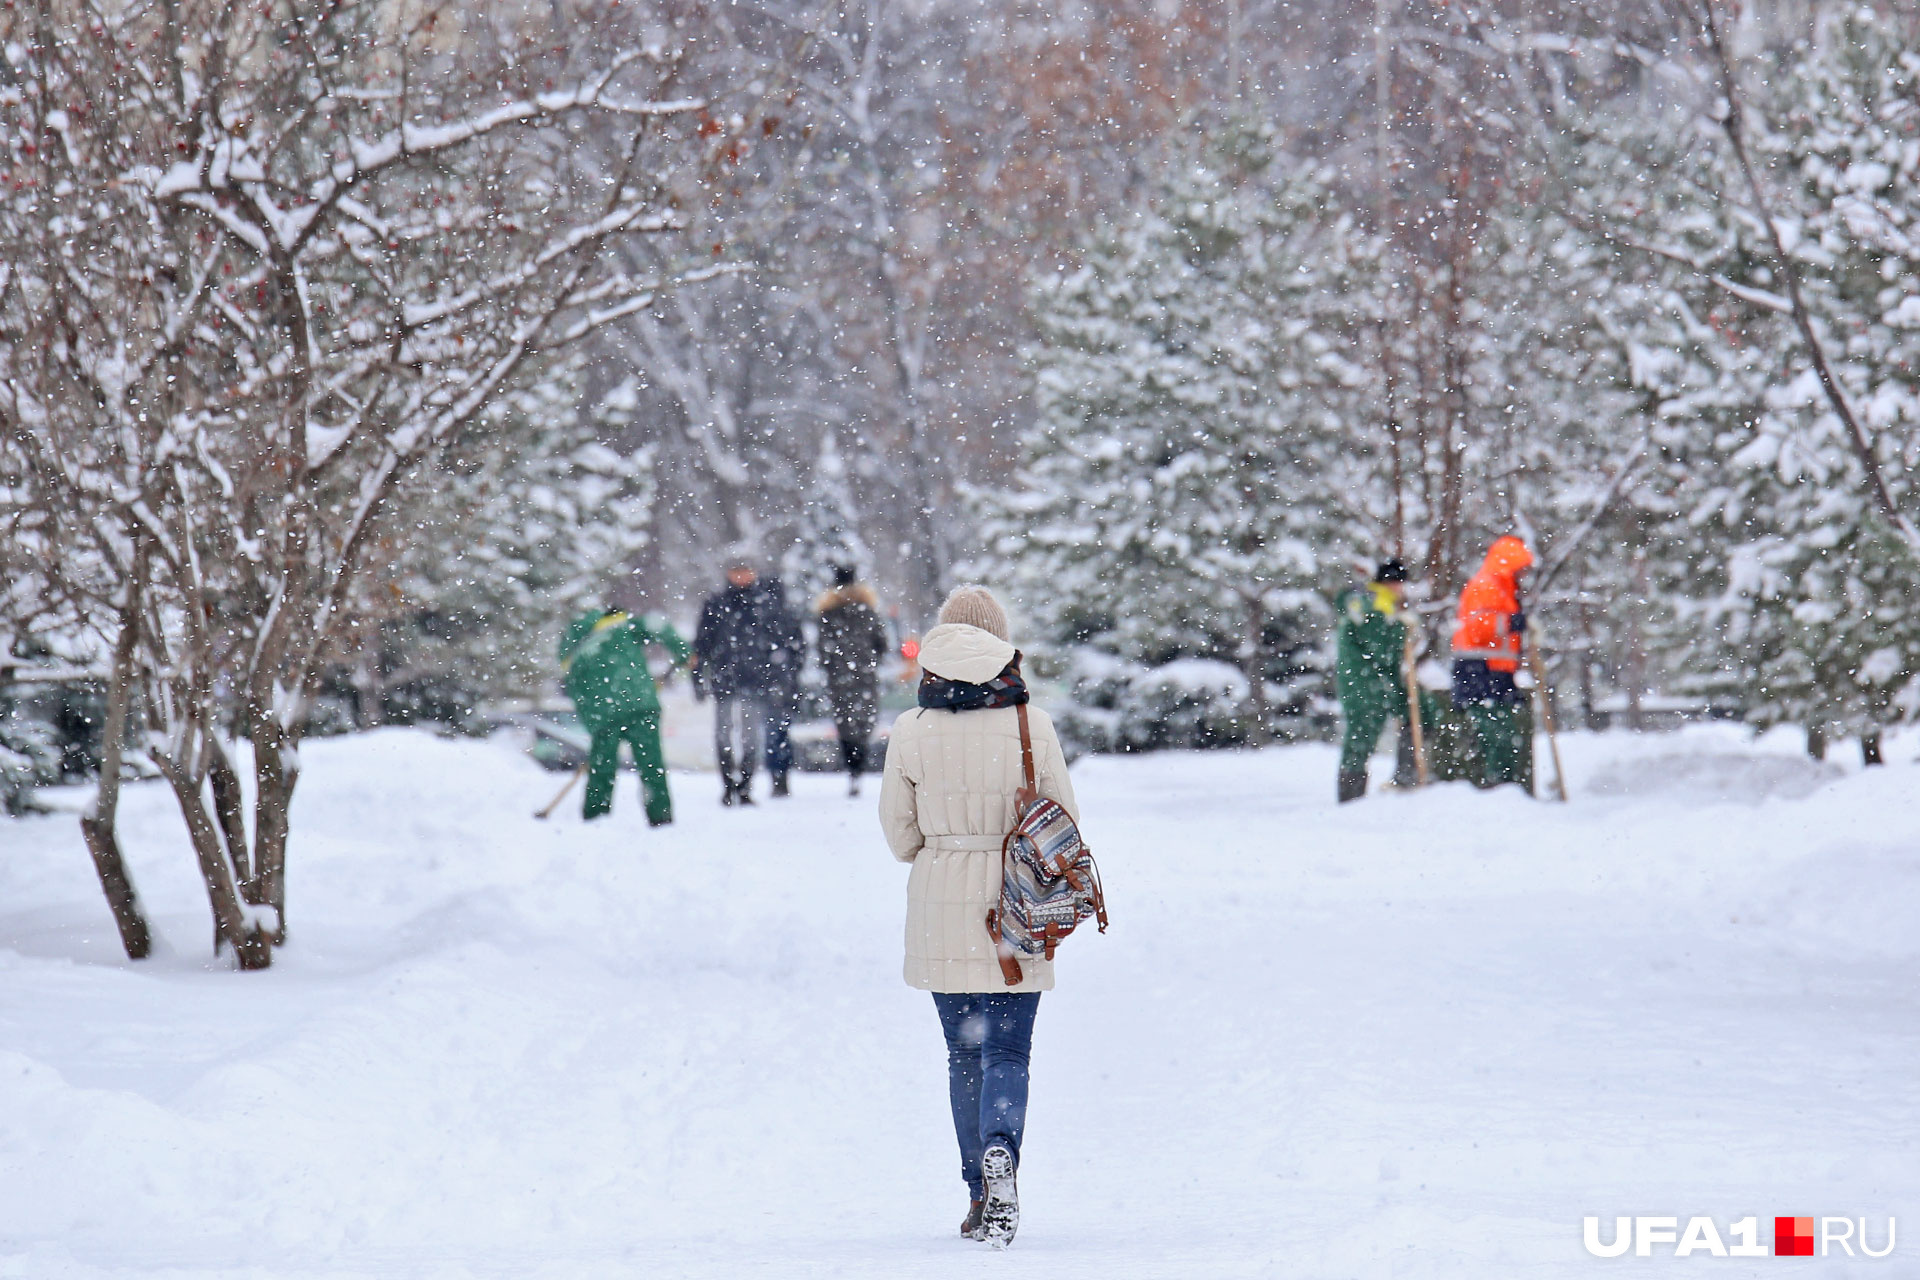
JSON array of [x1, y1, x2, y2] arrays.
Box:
[[1450, 535, 1535, 789]]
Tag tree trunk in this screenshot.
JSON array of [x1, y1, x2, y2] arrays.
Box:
[[350, 646, 384, 730], [249, 721, 297, 944], [1806, 724, 1827, 761], [1240, 596, 1269, 743], [1861, 731, 1883, 767], [1576, 594, 1599, 731], [79, 580, 152, 961], [1625, 554, 1649, 732], [208, 740, 252, 886], [156, 756, 271, 968], [1423, 272, 1469, 594], [1577, 643, 1597, 732], [79, 810, 151, 961]]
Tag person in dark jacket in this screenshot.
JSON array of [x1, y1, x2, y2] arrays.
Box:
[[1333, 559, 1416, 803], [693, 560, 805, 804], [558, 608, 691, 823], [815, 565, 889, 797]]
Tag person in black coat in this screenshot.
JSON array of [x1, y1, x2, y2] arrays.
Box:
[[693, 560, 805, 804], [814, 565, 890, 796]]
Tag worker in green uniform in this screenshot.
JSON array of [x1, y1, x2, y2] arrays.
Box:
[[558, 608, 692, 824], [1334, 559, 1416, 803]]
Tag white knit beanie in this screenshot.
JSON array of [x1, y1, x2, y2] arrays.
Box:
[[937, 584, 1011, 642]]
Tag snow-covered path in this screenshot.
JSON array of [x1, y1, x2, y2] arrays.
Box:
[[2, 726, 1915, 1278]]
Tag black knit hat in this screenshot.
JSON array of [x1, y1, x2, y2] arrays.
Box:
[[1373, 559, 1409, 584], [831, 564, 857, 587]]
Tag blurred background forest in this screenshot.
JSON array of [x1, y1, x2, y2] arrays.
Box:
[[9, 0, 1920, 798]]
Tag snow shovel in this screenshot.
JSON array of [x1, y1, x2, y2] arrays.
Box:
[[534, 762, 588, 820], [1525, 642, 1569, 803], [1403, 627, 1429, 787]]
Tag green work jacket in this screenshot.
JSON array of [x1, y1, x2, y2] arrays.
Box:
[[559, 611, 691, 731], [1334, 586, 1408, 717]]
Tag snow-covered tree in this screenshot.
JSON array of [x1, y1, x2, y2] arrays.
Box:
[[783, 435, 872, 605], [975, 128, 1375, 731], [1559, 8, 1920, 750], [354, 369, 660, 720], [1740, 9, 1920, 746], [0, 0, 727, 965]]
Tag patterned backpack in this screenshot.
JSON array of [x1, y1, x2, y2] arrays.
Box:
[[985, 704, 1109, 986]]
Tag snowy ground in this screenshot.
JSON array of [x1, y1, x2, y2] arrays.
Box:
[[2, 724, 1916, 1279]]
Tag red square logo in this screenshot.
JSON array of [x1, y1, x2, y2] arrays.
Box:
[[1776, 1217, 1815, 1256]]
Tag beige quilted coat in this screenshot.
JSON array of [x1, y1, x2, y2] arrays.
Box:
[[879, 623, 1080, 993]]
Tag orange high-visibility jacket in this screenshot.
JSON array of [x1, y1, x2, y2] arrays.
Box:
[[1450, 536, 1535, 673]]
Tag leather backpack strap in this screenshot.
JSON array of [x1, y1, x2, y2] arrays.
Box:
[[1014, 702, 1038, 810], [985, 909, 1024, 987]]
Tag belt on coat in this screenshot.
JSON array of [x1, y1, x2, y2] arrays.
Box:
[[922, 833, 1007, 851]]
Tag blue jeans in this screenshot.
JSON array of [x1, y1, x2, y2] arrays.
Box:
[[933, 992, 1041, 1200]]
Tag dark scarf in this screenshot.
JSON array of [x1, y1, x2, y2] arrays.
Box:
[[918, 653, 1029, 711]]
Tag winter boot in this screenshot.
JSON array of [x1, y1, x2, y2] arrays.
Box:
[[1337, 770, 1368, 804], [771, 772, 790, 798], [960, 1199, 986, 1241], [848, 770, 862, 798], [979, 1144, 1018, 1249]]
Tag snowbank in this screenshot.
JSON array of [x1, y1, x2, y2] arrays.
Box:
[[1, 724, 1914, 1277]]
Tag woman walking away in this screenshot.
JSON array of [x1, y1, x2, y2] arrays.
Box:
[[816, 565, 889, 796], [879, 584, 1079, 1249]]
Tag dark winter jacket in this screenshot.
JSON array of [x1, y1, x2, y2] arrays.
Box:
[[559, 611, 691, 731], [1334, 585, 1408, 718], [694, 579, 805, 699], [815, 583, 889, 700]]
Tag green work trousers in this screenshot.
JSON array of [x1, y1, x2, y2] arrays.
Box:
[[1465, 701, 1530, 791], [583, 713, 671, 823], [1339, 692, 1416, 783]]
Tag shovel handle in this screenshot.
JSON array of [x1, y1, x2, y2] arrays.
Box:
[[534, 761, 589, 819]]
